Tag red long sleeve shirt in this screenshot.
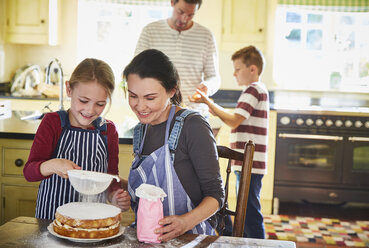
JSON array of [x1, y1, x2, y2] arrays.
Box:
[[23, 112, 121, 192]]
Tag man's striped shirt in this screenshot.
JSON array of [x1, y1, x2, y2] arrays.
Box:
[[135, 20, 220, 114]]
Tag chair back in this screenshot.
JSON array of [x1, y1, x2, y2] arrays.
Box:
[[217, 140, 255, 237]]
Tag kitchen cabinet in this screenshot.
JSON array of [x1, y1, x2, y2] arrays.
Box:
[[5, 0, 60, 45], [118, 144, 135, 226], [0, 139, 136, 225], [0, 139, 38, 224], [221, 0, 267, 50]]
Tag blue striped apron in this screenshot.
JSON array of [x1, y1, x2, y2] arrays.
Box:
[[128, 105, 214, 235], [35, 111, 109, 219]]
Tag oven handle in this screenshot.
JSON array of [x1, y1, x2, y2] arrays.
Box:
[[278, 133, 343, 141], [348, 137, 369, 142]]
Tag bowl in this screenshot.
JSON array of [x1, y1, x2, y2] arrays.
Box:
[[67, 170, 120, 195]]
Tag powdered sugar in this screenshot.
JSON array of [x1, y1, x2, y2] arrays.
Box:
[[56, 202, 121, 220]]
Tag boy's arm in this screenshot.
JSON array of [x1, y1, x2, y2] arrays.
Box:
[[190, 90, 245, 129]]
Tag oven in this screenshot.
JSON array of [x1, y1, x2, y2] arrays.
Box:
[[274, 112, 369, 204]]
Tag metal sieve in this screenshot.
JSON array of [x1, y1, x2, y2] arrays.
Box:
[[67, 170, 120, 195]]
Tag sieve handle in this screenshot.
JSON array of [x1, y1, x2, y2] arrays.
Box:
[[111, 175, 120, 182]]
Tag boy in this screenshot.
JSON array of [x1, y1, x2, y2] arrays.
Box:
[[190, 45, 269, 238]]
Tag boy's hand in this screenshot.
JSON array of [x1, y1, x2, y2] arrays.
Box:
[[189, 89, 208, 103], [111, 189, 131, 211]]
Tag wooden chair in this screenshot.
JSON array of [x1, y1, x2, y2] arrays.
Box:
[[216, 140, 255, 237]]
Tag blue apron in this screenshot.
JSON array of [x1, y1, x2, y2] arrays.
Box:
[[35, 111, 109, 219], [128, 105, 214, 235]]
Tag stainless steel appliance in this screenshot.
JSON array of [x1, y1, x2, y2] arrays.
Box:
[[274, 112, 369, 204]]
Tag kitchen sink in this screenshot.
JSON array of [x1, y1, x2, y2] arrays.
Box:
[[14, 110, 45, 120]]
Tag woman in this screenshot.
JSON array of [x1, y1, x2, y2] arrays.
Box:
[[123, 49, 224, 241]]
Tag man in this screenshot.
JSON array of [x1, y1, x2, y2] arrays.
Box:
[[135, 0, 221, 117]]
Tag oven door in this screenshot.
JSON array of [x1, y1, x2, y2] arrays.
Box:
[[275, 132, 344, 184], [343, 136, 369, 186]]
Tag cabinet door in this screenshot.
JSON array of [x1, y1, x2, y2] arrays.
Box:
[[222, 0, 267, 44], [2, 184, 38, 224], [5, 0, 59, 45], [6, 0, 48, 34], [118, 144, 133, 180]]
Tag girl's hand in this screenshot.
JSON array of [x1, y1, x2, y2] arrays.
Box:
[[111, 189, 131, 211], [40, 158, 81, 178], [154, 215, 189, 242]]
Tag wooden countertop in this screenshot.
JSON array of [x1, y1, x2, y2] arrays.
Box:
[[0, 216, 296, 248]]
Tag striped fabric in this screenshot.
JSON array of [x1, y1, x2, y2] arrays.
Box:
[[230, 82, 269, 175], [278, 0, 369, 11], [35, 113, 108, 219], [135, 20, 220, 114]]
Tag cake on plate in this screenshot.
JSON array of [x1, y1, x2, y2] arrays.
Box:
[[53, 202, 121, 239]]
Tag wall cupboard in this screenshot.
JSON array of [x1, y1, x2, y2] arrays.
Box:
[[5, 0, 60, 45], [221, 0, 268, 50]]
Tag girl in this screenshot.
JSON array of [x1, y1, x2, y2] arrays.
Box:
[[123, 49, 224, 242], [24, 58, 130, 219]]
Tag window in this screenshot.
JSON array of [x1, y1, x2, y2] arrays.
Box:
[[273, 5, 369, 92], [77, 0, 171, 85]]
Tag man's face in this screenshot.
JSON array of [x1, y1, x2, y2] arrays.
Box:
[[170, 0, 199, 31]]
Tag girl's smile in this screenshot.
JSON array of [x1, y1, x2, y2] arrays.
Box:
[[66, 80, 108, 129]]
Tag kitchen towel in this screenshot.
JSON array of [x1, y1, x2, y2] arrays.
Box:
[[264, 214, 369, 247]]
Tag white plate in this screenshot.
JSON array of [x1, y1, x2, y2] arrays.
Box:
[[47, 223, 124, 243]]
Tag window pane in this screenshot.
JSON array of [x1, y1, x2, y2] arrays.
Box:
[[306, 29, 322, 50], [308, 14, 323, 24], [286, 12, 301, 23], [273, 7, 369, 92]]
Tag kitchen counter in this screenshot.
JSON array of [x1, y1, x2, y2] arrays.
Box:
[[0, 216, 296, 248], [0, 111, 133, 144]]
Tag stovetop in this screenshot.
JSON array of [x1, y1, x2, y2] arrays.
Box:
[[277, 112, 369, 131]]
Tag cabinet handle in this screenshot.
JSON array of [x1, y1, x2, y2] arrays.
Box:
[[41, 19, 45, 24], [258, 28, 263, 32], [15, 159, 24, 167]]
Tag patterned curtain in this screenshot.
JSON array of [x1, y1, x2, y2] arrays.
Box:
[[83, 0, 170, 6], [277, 0, 369, 12]]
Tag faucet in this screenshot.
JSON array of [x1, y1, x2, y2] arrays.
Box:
[[45, 58, 64, 110]]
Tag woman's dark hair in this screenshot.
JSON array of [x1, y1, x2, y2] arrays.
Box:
[[123, 49, 182, 105]]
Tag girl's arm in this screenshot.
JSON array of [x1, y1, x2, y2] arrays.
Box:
[[23, 113, 64, 182], [106, 120, 131, 211]]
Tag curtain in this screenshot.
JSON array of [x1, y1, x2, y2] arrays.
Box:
[[277, 0, 369, 12], [83, 0, 170, 6]]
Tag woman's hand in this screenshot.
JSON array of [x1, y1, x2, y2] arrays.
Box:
[[40, 158, 81, 178], [155, 215, 189, 242], [111, 189, 131, 211]]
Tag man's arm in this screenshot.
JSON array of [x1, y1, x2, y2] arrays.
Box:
[[201, 33, 221, 96]]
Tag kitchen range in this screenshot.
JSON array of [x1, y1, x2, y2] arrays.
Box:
[[274, 110, 369, 205]]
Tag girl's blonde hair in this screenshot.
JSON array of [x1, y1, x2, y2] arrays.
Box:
[[69, 58, 115, 117], [69, 58, 115, 102]]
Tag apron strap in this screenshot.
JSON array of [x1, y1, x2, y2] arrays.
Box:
[[168, 109, 197, 160], [133, 105, 177, 156], [57, 110, 70, 128]]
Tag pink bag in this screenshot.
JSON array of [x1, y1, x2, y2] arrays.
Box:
[[136, 184, 167, 243]]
